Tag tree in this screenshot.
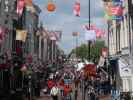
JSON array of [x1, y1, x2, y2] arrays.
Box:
[[69, 40, 106, 64]]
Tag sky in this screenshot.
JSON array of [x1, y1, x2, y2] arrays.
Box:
[[33, 0, 107, 54]]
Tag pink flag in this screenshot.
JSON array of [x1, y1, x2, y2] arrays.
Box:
[[73, 0, 80, 17], [16, 0, 25, 16]]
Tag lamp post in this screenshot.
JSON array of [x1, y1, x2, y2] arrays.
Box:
[[88, 0, 91, 61]]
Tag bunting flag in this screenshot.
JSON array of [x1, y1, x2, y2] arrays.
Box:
[[24, 0, 33, 6], [25, 5, 36, 13], [73, 0, 80, 17], [16, 30, 27, 42], [72, 32, 79, 36], [16, 0, 25, 16], [0, 26, 6, 45]]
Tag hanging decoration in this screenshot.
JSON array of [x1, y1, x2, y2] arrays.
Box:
[[73, 0, 80, 17], [16, 0, 25, 16], [47, 0, 56, 12], [25, 0, 35, 13], [72, 32, 79, 37], [0, 26, 6, 45], [104, 0, 124, 21], [24, 0, 33, 6], [16, 30, 27, 42]]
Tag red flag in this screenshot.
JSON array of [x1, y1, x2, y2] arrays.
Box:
[[16, 0, 25, 16], [73, 0, 80, 17], [111, 6, 123, 16]]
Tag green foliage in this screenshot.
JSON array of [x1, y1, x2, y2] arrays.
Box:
[[70, 40, 106, 63]]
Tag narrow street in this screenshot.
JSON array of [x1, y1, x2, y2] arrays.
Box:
[[0, 0, 133, 100]]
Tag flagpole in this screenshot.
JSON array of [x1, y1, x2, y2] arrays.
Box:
[[88, 0, 91, 61]]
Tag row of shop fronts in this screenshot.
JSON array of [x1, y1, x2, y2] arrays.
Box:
[[0, 0, 64, 99]]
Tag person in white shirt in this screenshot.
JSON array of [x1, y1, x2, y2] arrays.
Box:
[[50, 84, 59, 100]]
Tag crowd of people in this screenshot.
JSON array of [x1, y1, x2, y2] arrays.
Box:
[[35, 64, 124, 100]]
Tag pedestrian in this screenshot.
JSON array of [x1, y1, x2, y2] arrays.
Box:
[[50, 84, 59, 100], [64, 85, 72, 100], [75, 88, 78, 100], [90, 89, 96, 100], [47, 78, 55, 94]]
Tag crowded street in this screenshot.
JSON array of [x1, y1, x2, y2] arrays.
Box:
[[1, 0, 133, 100]]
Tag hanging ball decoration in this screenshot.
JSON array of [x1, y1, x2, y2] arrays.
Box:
[[47, 2, 56, 12]]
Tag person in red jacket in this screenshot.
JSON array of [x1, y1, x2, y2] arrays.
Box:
[[63, 85, 72, 99], [47, 79, 55, 94]]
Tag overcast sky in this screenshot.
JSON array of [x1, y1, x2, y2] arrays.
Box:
[[33, 0, 107, 54]]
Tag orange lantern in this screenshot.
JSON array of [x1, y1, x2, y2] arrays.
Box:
[[47, 2, 56, 12]]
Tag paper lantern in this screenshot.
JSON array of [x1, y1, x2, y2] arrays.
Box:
[[47, 2, 56, 12]]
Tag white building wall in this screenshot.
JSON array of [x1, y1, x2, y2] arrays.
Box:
[[109, 17, 129, 55]]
